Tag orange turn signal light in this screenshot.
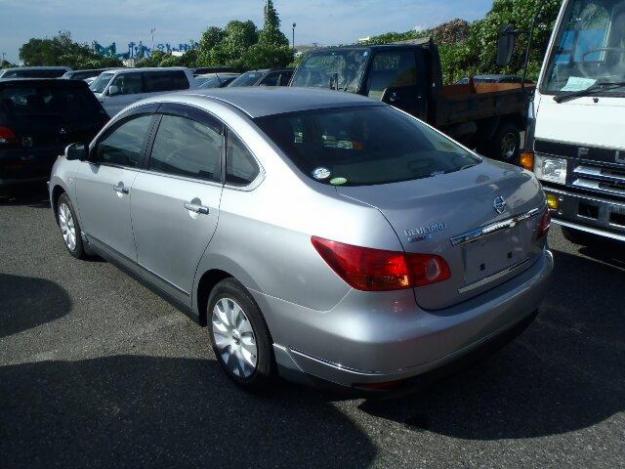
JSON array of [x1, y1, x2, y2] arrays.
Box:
[[520, 151, 535, 171]]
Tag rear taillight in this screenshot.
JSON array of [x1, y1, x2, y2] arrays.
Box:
[[311, 236, 451, 291], [0, 127, 17, 145], [538, 210, 551, 239]]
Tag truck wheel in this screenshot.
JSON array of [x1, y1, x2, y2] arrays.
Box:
[[561, 227, 602, 247], [490, 123, 521, 164]]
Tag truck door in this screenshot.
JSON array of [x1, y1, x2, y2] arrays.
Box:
[[365, 49, 428, 120]]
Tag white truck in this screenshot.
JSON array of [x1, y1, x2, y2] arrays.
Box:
[[501, 0, 625, 245]]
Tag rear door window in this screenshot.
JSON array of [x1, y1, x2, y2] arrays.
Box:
[[260, 72, 280, 86], [111, 73, 143, 95], [226, 132, 260, 186], [95, 115, 154, 167], [143, 71, 189, 92], [148, 115, 222, 182]]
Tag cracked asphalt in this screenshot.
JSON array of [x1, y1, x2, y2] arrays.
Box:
[[1, 187, 624, 468]]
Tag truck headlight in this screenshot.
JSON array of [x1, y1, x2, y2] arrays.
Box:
[[535, 154, 567, 185]]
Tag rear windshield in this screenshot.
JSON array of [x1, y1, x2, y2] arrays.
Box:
[[229, 71, 263, 87], [255, 106, 480, 186], [1, 69, 67, 78], [90, 72, 114, 93], [0, 84, 103, 122]]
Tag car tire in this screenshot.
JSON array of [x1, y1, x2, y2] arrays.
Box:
[[561, 226, 602, 247], [488, 122, 521, 164], [57, 193, 86, 259], [207, 278, 274, 391]]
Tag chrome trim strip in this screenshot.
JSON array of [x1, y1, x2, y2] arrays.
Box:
[[554, 219, 625, 242], [573, 165, 625, 182], [458, 258, 532, 295], [450, 208, 541, 247], [544, 185, 625, 207], [572, 179, 625, 196]]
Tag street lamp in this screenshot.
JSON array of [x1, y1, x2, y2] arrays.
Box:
[[292, 23, 296, 51]]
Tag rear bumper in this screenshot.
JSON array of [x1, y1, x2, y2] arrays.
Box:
[[0, 147, 61, 188], [543, 185, 625, 242], [258, 249, 553, 389]]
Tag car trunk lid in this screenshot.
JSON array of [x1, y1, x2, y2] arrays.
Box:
[[336, 160, 546, 310]]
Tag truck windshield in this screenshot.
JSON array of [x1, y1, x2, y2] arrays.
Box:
[[255, 105, 480, 187], [291, 49, 369, 92], [90, 72, 114, 94], [543, 0, 625, 94]]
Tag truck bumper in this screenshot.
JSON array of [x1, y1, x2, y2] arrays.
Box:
[[543, 185, 625, 242]]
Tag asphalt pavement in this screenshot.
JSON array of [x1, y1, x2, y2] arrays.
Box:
[[1, 187, 624, 468]]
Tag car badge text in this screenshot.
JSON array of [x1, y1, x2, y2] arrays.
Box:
[[405, 223, 447, 243]]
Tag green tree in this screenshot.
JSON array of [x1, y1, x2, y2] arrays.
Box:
[[243, 43, 293, 69], [19, 31, 122, 69], [197, 26, 226, 66], [258, 0, 289, 46]]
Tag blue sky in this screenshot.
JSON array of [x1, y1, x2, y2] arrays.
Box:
[[0, 0, 492, 63]]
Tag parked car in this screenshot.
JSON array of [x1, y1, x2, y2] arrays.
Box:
[[61, 69, 113, 82], [196, 73, 240, 89], [0, 79, 108, 195], [228, 69, 293, 87], [0, 66, 71, 80], [49, 87, 553, 392], [89, 67, 196, 116], [456, 75, 534, 85]]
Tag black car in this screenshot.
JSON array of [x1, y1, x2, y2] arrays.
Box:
[[228, 69, 293, 87], [0, 79, 108, 195]]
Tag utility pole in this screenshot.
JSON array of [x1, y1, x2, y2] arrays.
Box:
[[292, 23, 296, 52], [1, 52, 5, 66], [150, 28, 156, 52]]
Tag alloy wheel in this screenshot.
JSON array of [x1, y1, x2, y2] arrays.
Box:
[[212, 297, 258, 378], [58, 203, 77, 251]]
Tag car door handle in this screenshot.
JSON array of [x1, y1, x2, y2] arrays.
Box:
[[184, 202, 210, 215], [113, 182, 129, 195]]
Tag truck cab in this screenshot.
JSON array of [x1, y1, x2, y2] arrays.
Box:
[[291, 41, 533, 163], [524, 0, 625, 244]]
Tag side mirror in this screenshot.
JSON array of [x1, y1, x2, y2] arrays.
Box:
[[107, 85, 120, 96], [496, 25, 517, 67], [65, 142, 88, 162]]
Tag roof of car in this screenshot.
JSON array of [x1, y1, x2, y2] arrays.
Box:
[[105, 67, 190, 75], [175, 87, 384, 118], [1, 66, 72, 71], [0, 78, 90, 87]]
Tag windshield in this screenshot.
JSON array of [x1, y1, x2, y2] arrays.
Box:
[[90, 72, 114, 94], [228, 71, 263, 87], [198, 76, 222, 88], [543, 0, 625, 94], [291, 49, 370, 92], [255, 105, 480, 187]]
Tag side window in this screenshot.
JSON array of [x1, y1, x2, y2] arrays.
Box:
[[260, 73, 280, 86], [95, 115, 154, 167], [149, 115, 222, 181], [111, 73, 143, 95], [143, 72, 189, 92], [226, 132, 260, 186], [367, 51, 417, 99]]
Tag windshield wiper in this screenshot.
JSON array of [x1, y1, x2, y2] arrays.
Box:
[[554, 81, 625, 103]]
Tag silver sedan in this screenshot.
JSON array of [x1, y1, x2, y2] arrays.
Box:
[[49, 87, 553, 392]]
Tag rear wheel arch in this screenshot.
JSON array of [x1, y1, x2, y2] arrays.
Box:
[[196, 269, 233, 326]]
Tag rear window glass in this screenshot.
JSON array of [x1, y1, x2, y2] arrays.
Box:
[[1, 69, 67, 78], [255, 106, 480, 186], [143, 71, 189, 92], [0, 85, 103, 121]]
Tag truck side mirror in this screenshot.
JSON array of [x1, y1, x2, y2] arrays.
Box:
[[496, 25, 517, 67], [107, 85, 120, 96], [65, 142, 88, 162]]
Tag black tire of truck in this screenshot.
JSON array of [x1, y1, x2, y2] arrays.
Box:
[[484, 122, 521, 164]]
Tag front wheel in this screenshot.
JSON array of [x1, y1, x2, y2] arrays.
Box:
[[485, 122, 521, 164], [207, 278, 275, 391], [57, 193, 86, 259]]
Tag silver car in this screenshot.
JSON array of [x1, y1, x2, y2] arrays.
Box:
[[49, 88, 553, 392]]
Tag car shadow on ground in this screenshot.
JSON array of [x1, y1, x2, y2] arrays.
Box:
[[360, 247, 625, 440], [0, 274, 72, 339], [0, 184, 50, 209], [0, 356, 377, 468]]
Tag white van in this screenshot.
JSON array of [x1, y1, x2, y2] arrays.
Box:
[[89, 67, 196, 116]]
